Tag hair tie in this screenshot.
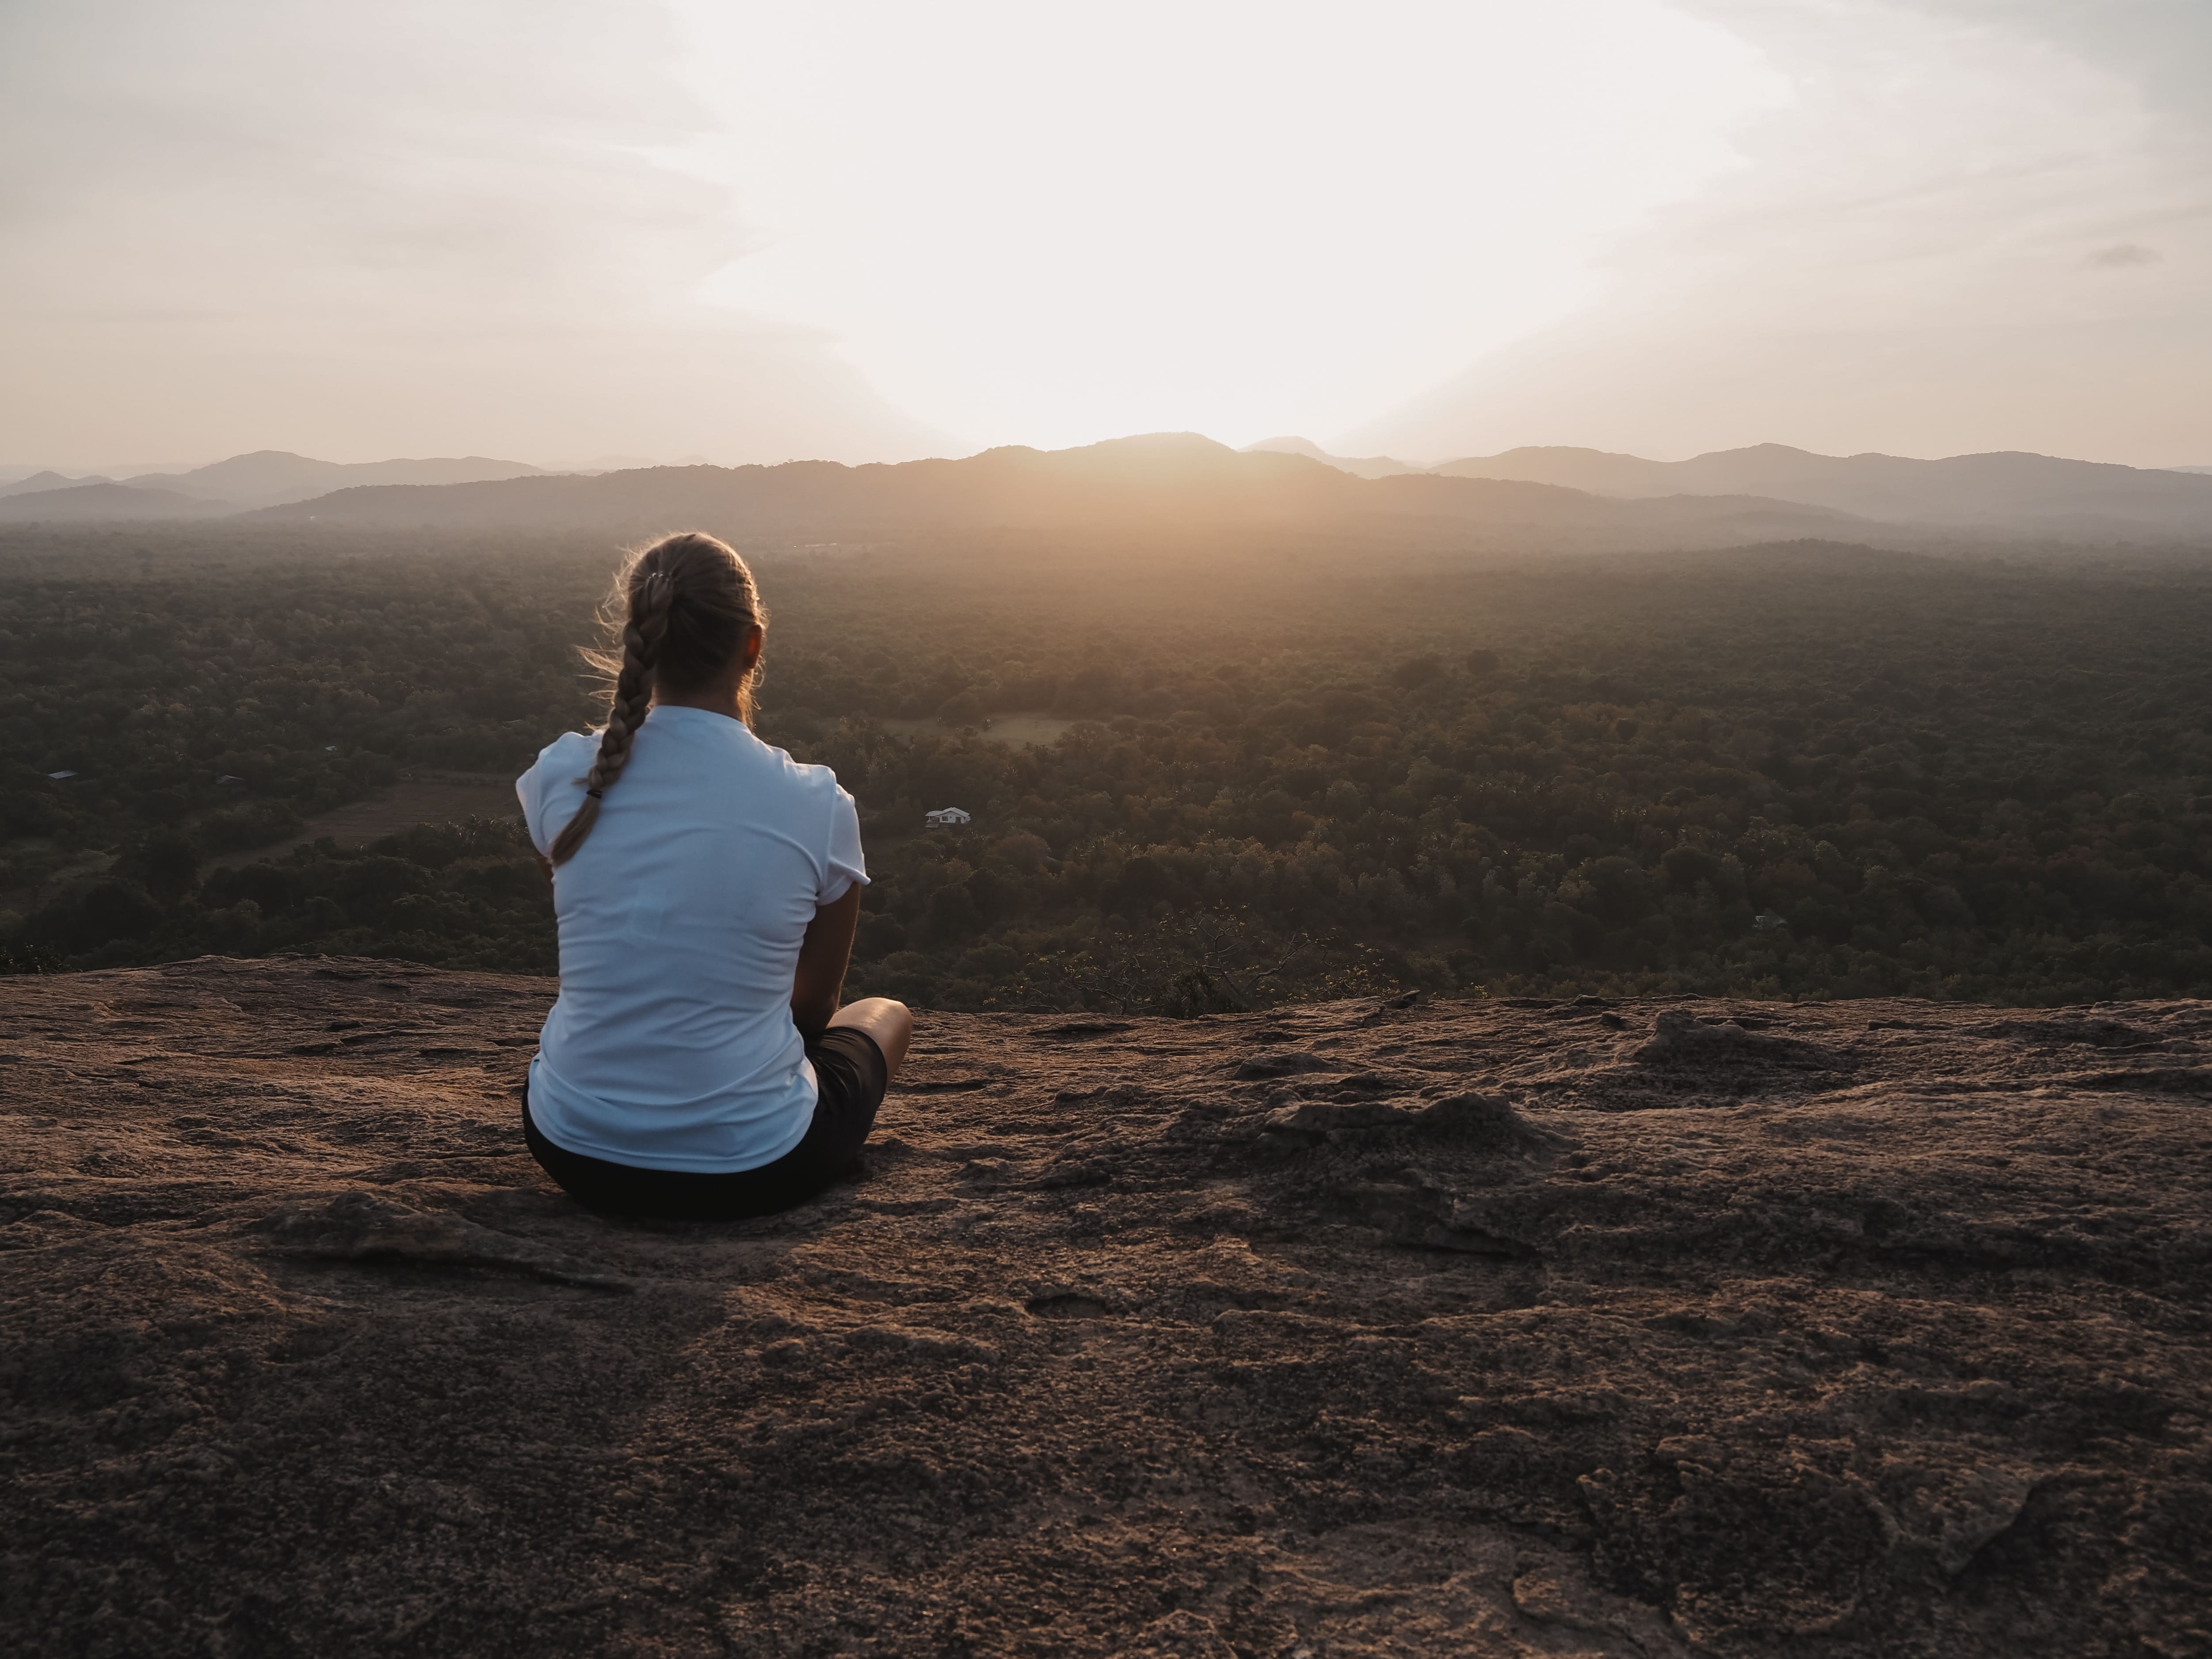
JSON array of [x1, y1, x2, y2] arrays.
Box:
[[585, 787, 604, 799]]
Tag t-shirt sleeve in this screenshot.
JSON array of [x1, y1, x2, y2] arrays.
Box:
[[518, 732, 595, 857], [820, 784, 868, 904], [515, 770, 543, 855]]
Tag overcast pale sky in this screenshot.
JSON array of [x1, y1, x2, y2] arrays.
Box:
[[3, 0, 2205, 470]]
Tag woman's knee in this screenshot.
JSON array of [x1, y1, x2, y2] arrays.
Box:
[[831, 996, 913, 1075]]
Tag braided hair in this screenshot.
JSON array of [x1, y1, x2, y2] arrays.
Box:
[[548, 531, 768, 865]]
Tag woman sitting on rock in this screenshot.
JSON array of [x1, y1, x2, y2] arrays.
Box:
[[515, 531, 911, 1221]]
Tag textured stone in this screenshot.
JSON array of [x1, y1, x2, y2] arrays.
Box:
[[3, 957, 2209, 1656]]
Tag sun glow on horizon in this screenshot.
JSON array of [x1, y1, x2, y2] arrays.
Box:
[[16, 0, 2200, 472], [668, 0, 1788, 455]]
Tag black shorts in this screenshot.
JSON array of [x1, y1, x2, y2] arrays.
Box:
[[522, 1026, 889, 1223]]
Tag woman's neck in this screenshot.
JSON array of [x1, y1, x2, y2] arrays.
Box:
[[649, 632, 762, 721]]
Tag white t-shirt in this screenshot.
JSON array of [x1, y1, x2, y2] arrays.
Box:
[[516, 705, 868, 1173]]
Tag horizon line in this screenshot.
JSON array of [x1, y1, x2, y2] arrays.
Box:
[[12, 432, 2212, 483]]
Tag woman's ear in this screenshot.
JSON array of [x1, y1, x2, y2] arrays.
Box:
[[742, 624, 765, 673]]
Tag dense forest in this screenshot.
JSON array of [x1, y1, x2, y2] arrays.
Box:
[[4, 523, 2211, 1010]]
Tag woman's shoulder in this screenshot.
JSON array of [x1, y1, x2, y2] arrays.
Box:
[[757, 740, 851, 801], [515, 731, 599, 850], [523, 730, 599, 779], [517, 731, 597, 803]]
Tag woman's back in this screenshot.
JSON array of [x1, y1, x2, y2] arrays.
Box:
[[519, 704, 866, 1171]]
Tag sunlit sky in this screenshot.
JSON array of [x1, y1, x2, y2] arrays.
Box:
[[3, 1, 2207, 471]]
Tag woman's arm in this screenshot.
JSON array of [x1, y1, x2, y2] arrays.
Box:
[[790, 883, 863, 1038]]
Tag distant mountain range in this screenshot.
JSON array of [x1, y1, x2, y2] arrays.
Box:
[[1426, 444, 2212, 532], [0, 450, 542, 513], [234, 434, 1857, 545], [145, 450, 545, 508], [0, 469, 95, 497], [1233, 438, 2212, 534], [2, 436, 2208, 540], [1239, 436, 1426, 479], [0, 482, 236, 522]]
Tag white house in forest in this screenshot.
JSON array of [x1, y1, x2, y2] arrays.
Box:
[[924, 807, 972, 829]]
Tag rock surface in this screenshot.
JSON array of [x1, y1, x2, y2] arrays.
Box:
[[4, 957, 2209, 1658]]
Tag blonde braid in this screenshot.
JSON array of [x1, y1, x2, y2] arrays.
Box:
[[549, 568, 675, 865]]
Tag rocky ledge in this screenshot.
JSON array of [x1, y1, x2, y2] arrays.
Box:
[[4, 957, 2209, 1658]]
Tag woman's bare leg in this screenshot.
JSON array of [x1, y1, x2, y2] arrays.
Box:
[[829, 996, 913, 1079]]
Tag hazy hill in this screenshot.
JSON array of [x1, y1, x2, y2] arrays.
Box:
[[248, 432, 1855, 544], [1434, 442, 2212, 532], [0, 469, 113, 498], [122, 449, 547, 509], [1240, 434, 1426, 478], [0, 482, 234, 522]]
